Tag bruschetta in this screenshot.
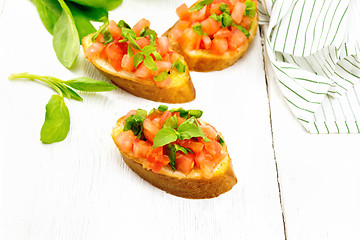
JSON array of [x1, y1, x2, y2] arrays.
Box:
[[112, 106, 237, 199], [163, 0, 258, 72], [82, 19, 196, 103]]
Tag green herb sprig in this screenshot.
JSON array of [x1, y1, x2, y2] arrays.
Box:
[[8, 73, 118, 144], [32, 0, 123, 69], [190, 0, 214, 12]]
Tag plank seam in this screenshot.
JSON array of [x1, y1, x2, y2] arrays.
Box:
[[260, 26, 288, 240]]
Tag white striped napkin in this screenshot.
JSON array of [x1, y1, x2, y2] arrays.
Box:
[[258, 0, 360, 133]]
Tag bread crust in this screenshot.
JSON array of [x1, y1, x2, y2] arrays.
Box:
[[163, 3, 258, 72], [82, 34, 196, 103], [112, 116, 237, 199]]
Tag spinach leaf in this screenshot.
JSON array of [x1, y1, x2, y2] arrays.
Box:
[[33, 0, 62, 34], [53, 0, 79, 69], [40, 95, 70, 144], [64, 77, 117, 91]]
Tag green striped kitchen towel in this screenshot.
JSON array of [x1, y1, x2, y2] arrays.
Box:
[[258, 0, 360, 133]]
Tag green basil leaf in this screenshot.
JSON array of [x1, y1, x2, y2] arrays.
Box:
[[126, 33, 141, 50], [163, 115, 178, 129], [152, 128, 178, 148], [151, 50, 162, 61], [221, 12, 232, 28], [153, 71, 169, 82], [219, 136, 225, 146], [102, 28, 113, 44], [141, 29, 157, 46], [158, 105, 168, 112], [244, 0, 256, 18], [190, 0, 213, 12], [192, 24, 207, 36], [67, 2, 96, 43], [64, 77, 118, 92], [233, 23, 250, 38], [53, 0, 79, 69], [148, 108, 156, 115], [49, 79, 83, 101], [219, 3, 229, 13], [127, 44, 134, 56], [133, 52, 144, 69], [121, 27, 137, 40], [210, 13, 221, 22], [173, 144, 188, 154], [118, 20, 131, 29], [136, 109, 147, 120], [123, 109, 147, 138], [40, 95, 70, 144], [188, 109, 203, 118], [67, 0, 123, 11], [142, 45, 157, 55], [33, 0, 62, 35], [177, 118, 210, 142], [171, 59, 186, 73], [166, 144, 177, 170], [92, 20, 109, 41], [169, 108, 188, 118], [143, 54, 157, 71]]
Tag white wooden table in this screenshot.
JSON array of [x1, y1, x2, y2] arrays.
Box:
[[1, 0, 359, 239]]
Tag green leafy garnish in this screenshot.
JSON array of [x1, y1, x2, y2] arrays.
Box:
[[140, 28, 157, 46], [143, 54, 157, 71], [162, 115, 178, 129], [219, 4, 229, 13], [210, 13, 221, 22], [153, 71, 169, 82], [123, 109, 147, 138], [153, 128, 178, 148], [244, 0, 256, 18], [233, 23, 250, 38], [92, 20, 109, 41], [166, 143, 191, 170], [219, 136, 225, 146], [118, 19, 130, 29], [192, 24, 208, 36], [8, 73, 117, 144], [158, 105, 168, 112], [190, 0, 214, 12], [171, 59, 186, 73], [133, 52, 144, 69], [102, 28, 113, 44], [221, 12, 232, 28], [169, 108, 203, 119], [188, 110, 203, 118]]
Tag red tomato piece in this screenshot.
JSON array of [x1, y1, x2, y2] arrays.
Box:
[[135, 63, 154, 79], [133, 139, 152, 159], [154, 77, 172, 88], [170, 28, 183, 42], [213, 27, 232, 38], [194, 149, 214, 178], [201, 18, 222, 35], [95, 33, 104, 43], [105, 42, 125, 71], [156, 36, 169, 56], [231, 2, 246, 24], [146, 147, 169, 173], [201, 35, 212, 49], [181, 28, 201, 50], [211, 37, 228, 55], [114, 130, 136, 154], [200, 124, 218, 140], [209, 3, 222, 15], [85, 42, 105, 59], [204, 140, 222, 158], [228, 27, 247, 49], [136, 37, 150, 49], [175, 20, 190, 30], [240, 16, 252, 30], [108, 20, 122, 41], [159, 110, 172, 127], [154, 60, 171, 75], [177, 139, 204, 154], [143, 118, 160, 142], [132, 18, 150, 37], [121, 54, 135, 72], [175, 152, 195, 175], [189, 7, 206, 22], [176, 3, 190, 20]]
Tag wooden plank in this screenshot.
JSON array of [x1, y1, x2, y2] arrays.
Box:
[[0, 0, 284, 239]]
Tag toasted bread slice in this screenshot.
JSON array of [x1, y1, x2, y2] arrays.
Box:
[[82, 34, 196, 103], [163, 2, 258, 72], [112, 115, 237, 199]]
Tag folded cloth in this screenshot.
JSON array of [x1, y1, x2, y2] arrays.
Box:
[[259, 0, 360, 133]]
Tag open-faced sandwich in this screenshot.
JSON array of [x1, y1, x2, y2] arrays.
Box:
[[164, 0, 258, 71], [112, 106, 237, 199], [82, 19, 196, 103]]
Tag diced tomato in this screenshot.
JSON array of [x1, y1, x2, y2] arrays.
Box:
[[147, 110, 163, 120], [201, 18, 221, 36], [176, 3, 190, 20], [180, 28, 201, 50], [229, 0, 238, 6], [154, 77, 172, 88], [201, 35, 212, 49], [231, 2, 246, 24], [136, 37, 150, 49], [156, 36, 169, 56], [159, 110, 172, 127], [170, 28, 183, 42], [175, 20, 190, 30], [228, 27, 247, 49], [175, 152, 195, 175], [146, 147, 169, 173], [108, 20, 122, 41], [204, 140, 222, 158], [177, 139, 204, 154], [105, 42, 125, 71], [240, 16, 252, 30], [170, 52, 182, 63], [213, 27, 232, 38], [209, 3, 222, 15], [121, 54, 135, 72], [211, 37, 228, 54], [133, 139, 152, 159], [123, 110, 137, 120], [95, 33, 104, 43], [135, 63, 154, 79], [114, 130, 136, 154], [85, 42, 105, 59], [132, 18, 150, 37], [200, 124, 218, 140], [154, 60, 171, 75], [189, 7, 206, 22], [194, 149, 214, 178], [143, 118, 160, 142]]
